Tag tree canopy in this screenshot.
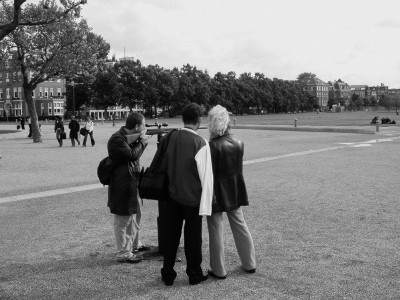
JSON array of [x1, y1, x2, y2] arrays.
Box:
[[0, 0, 87, 41]]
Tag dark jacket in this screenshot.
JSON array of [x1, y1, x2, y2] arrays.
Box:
[[107, 127, 147, 215], [68, 119, 80, 139], [209, 133, 248, 213], [159, 128, 208, 207], [54, 120, 64, 132]]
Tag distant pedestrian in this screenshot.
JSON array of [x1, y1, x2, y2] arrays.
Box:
[[82, 116, 95, 147], [20, 117, 25, 130], [68, 116, 80, 147], [54, 116, 65, 147], [206, 105, 256, 280], [27, 116, 32, 138]]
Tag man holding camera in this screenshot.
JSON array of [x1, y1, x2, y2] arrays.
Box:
[[107, 112, 149, 263]]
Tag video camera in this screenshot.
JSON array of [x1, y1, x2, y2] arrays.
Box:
[[145, 121, 178, 136]]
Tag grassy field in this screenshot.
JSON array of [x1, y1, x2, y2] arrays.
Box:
[[227, 110, 399, 127], [0, 114, 399, 299]]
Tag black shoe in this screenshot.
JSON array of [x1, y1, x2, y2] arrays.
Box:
[[133, 245, 151, 253], [117, 255, 142, 264], [244, 268, 256, 274], [189, 274, 208, 285], [162, 276, 174, 286], [208, 270, 226, 280], [161, 268, 177, 286]]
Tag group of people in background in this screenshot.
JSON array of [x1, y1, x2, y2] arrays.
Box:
[[106, 103, 256, 287], [53, 116, 95, 147]]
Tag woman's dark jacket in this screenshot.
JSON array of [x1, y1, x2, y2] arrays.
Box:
[[68, 119, 80, 139], [107, 127, 147, 215], [209, 133, 248, 213]]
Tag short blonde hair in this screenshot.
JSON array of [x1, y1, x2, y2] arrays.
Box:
[[208, 105, 230, 138]]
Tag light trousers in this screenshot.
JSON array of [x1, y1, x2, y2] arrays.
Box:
[[113, 198, 143, 260], [207, 207, 256, 277]]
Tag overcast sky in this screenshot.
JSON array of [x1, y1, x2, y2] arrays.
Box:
[[78, 0, 400, 87]]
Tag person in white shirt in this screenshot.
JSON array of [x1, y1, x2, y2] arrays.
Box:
[[82, 116, 95, 147]]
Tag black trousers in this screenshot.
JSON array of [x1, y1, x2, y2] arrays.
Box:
[[83, 131, 95, 146], [162, 199, 203, 280]]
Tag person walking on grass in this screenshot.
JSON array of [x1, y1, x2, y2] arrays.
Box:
[[82, 116, 95, 147], [68, 116, 80, 147], [107, 112, 149, 263], [206, 105, 256, 280]]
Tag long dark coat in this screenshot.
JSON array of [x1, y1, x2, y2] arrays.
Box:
[[209, 133, 249, 213], [68, 119, 80, 139], [107, 127, 147, 216]]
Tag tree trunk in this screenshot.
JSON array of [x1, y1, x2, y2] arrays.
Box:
[[23, 83, 42, 143]]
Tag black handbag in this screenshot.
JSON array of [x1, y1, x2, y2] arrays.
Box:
[[139, 129, 176, 201], [138, 167, 168, 201], [79, 128, 86, 136], [60, 132, 66, 139]]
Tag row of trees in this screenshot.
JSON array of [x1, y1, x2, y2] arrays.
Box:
[[67, 61, 320, 118]]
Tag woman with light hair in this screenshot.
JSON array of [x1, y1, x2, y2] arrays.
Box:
[[206, 105, 256, 279]]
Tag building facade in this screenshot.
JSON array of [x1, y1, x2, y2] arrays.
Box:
[[305, 76, 329, 110], [328, 79, 351, 105], [0, 60, 66, 119]]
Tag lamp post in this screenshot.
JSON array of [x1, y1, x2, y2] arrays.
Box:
[[71, 81, 75, 117]]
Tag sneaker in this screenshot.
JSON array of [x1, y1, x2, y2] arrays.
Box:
[[208, 270, 226, 279], [189, 274, 208, 285], [117, 255, 142, 264]]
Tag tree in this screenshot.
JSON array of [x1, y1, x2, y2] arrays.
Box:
[[91, 69, 121, 118], [113, 59, 144, 112], [0, 0, 87, 41], [297, 72, 316, 83], [0, 1, 110, 142]]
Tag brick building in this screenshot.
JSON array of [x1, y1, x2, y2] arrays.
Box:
[[0, 59, 66, 119], [328, 79, 351, 105], [304, 76, 329, 110]]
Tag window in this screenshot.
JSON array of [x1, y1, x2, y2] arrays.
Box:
[[39, 87, 43, 98], [0, 73, 2, 83], [44, 88, 48, 98], [13, 88, 18, 98], [6, 88, 10, 99], [57, 88, 61, 97], [6, 73, 10, 82], [32, 90, 35, 98], [0, 89, 2, 99], [48, 103, 52, 115], [50, 88, 53, 97]]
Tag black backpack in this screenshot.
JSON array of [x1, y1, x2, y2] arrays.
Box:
[[97, 156, 117, 186]]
